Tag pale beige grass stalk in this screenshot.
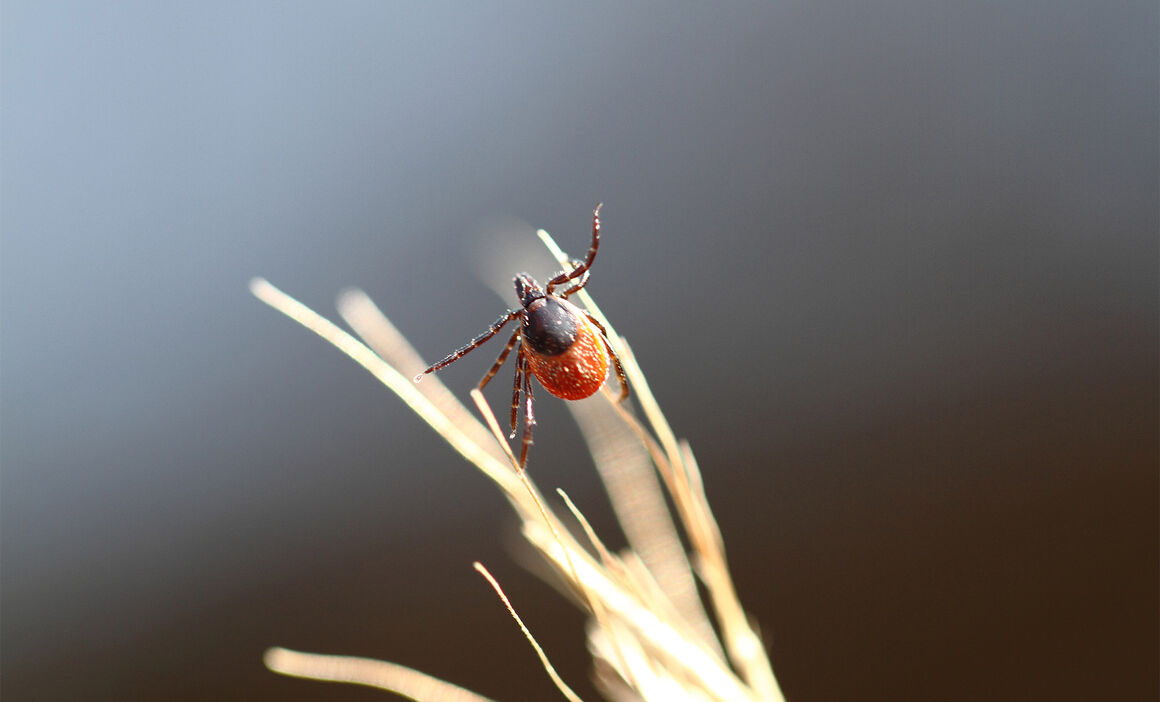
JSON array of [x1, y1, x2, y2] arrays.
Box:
[[252, 225, 785, 702]]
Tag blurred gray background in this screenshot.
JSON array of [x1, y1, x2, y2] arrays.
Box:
[[2, 2, 1156, 700]]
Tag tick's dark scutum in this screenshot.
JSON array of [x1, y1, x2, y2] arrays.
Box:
[[522, 297, 579, 356]]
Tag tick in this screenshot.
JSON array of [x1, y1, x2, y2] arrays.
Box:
[[415, 204, 629, 469]]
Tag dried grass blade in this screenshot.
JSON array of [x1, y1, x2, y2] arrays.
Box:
[[264, 647, 499, 702], [523, 523, 752, 702], [568, 398, 725, 661], [336, 288, 504, 462], [249, 278, 517, 492], [556, 488, 644, 694], [679, 444, 783, 702]]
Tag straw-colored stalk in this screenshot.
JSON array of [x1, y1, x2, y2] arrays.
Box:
[[251, 226, 785, 702]]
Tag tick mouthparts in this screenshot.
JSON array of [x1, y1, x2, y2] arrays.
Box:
[[413, 373, 424, 383]]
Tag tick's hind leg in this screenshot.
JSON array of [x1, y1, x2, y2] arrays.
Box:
[[583, 311, 630, 401], [508, 345, 524, 439], [518, 353, 536, 470]]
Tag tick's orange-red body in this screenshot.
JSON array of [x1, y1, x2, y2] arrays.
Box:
[[416, 204, 628, 469], [524, 299, 610, 401]]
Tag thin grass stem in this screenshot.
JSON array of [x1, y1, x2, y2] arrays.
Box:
[[473, 562, 585, 702]]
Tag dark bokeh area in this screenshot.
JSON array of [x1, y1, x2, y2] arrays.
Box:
[[2, 3, 1156, 701]]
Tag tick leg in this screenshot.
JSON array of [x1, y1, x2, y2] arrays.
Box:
[[416, 310, 520, 380], [554, 258, 592, 299], [584, 312, 630, 401], [479, 327, 521, 391], [546, 203, 602, 294], [518, 355, 536, 470], [508, 346, 524, 439]]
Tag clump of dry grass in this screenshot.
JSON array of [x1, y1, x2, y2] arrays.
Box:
[[251, 226, 786, 702]]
